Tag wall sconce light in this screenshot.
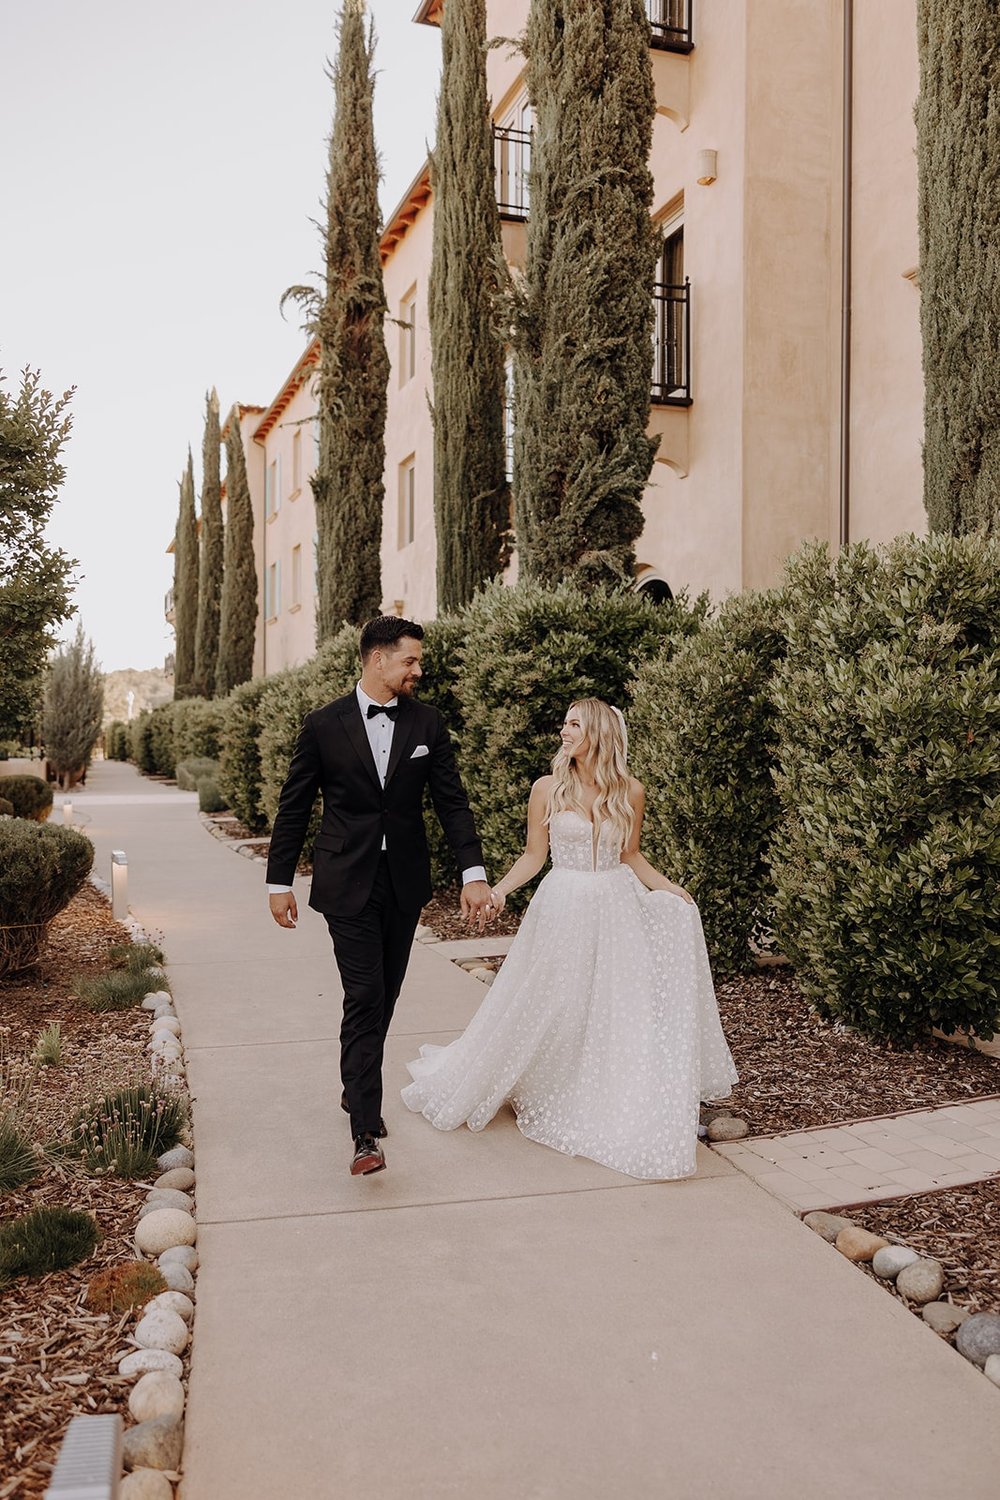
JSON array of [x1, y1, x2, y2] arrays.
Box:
[[696, 149, 718, 186]]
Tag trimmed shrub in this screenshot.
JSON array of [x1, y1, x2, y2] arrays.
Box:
[[85, 1260, 166, 1314], [770, 534, 1000, 1044], [218, 674, 274, 832], [0, 798, 12, 817], [3, 774, 53, 821], [104, 721, 129, 760], [0, 822, 93, 976], [72, 1084, 188, 1175], [176, 756, 220, 792], [454, 580, 705, 898], [0, 1206, 99, 1285], [414, 614, 469, 890], [129, 712, 156, 773], [629, 589, 787, 974], [197, 776, 225, 813], [0, 1114, 40, 1194], [172, 697, 224, 763], [147, 701, 179, 777]]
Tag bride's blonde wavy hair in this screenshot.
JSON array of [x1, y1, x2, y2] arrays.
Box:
[[547, 698, 634, 845]]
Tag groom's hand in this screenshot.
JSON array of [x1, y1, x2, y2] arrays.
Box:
[[461, 880, 493, 932], [269, 891, 298, 929]]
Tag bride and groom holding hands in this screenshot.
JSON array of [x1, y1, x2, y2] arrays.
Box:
[[266, 614, 737, 1180]]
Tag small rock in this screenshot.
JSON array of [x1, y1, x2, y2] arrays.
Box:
[[803, 1211, 854, 1243], [138, 1195, 193, 1222], [151, 1016, 181, 1037], [122, 1414, 183, 1472], [118, 1349, 184, 1379], [144, 1187, 193, 1213], [922, 1301, 971, 1337], [159, 1244, 198, 1272], [120, 1468, 175, 1500], [157, 1146, 194, 1172], [134, 1307, 189, 1356], [156, 1166, 194, 1191], [146, 1290, 194, 1322], [707, 1116, 750, 1142], [956, 1312, 1000, 1368], [984, 1355, 1000, 1389], [872, 1245, 921, 1281], [469, 965, 493, 981], [151, 1037, 182, 1058], [141, 991, 172, 1011], [896, 1258, 945, 1304], [135, 1209, 197, 1257], [152, 1004, 175, 1020], [835, 1226, 889, 1262], [128, 1371, 186, 1423], [700, 1104, 736, 1124], [159, 1261, 195, 1294]]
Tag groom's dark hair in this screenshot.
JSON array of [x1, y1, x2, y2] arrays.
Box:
[[359, 615, 424, 661]]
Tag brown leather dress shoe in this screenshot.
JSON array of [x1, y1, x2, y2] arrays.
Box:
[[350, 1134, 386, 1176], [341, 1092, 387, 1138]]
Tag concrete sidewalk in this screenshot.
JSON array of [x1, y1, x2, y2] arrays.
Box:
[[77, 760, 1000, 1500]]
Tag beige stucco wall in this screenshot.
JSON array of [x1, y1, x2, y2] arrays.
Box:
[[254, 379, 319, 676]]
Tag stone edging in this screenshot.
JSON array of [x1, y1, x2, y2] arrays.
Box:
[[802, 1211, 1000, 1389]]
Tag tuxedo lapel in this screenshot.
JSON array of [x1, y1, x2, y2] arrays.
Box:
[[339, 698, 382, 792], [383, 697, 420, 786]]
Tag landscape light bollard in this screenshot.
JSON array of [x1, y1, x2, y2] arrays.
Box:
[[44, 1412, 122, 1499], [62, 800, 72, 826], [111, 850, 128, 920]]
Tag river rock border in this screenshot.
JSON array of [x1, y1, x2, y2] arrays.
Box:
[[803, 1210, 1000, 1389]]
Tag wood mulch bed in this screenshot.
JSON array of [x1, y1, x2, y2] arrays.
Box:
[[0, 884, 174, 1500], [850, 1181, 1000, 1321]]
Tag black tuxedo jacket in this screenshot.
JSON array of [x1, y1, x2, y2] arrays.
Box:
[[265, 691, 483, 917]]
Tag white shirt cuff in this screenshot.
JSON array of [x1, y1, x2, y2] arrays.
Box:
[[462, 866, 487, 886], [267, 884, 293, 894]]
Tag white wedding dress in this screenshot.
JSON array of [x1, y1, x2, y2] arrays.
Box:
[[402, 811, 738, 1180]]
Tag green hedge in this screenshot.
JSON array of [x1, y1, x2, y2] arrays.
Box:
[[176, 757, 220, 792], [770, 534, 1000, 1044], [128, 713, 155, 773], [2, 775, 54, 822], [453, 580, 705, 899], [218, 675, 274, 832], [413, 615, 467, 889], [630, 588, 786, 974], [0, 821, 94, 976], [104, 722, 129, 760]]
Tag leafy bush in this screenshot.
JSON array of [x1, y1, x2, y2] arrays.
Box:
[[770, 534, 1000, 1044], [0, 822, 93, 975], [129, 712, 156, 773], [104, 721, 129, 760], [414, 615, 469, 890], [0, 797, 12, 817], [172, 697, 225, 764], [218, 674, 274, 832], [147, 701, 179, 777], [257, 623, 361, 853], [85, 1260, 166, 1314], [176, 756, 220, 791], [0, 1114, 40, 1194], [75, 967, 164, 1013], [197, 776, 225, 813], [72, 1084, 188, 1176], [454, 580, 705, 897], [3, 774, 53, 821], [630, 589, 787, 974], [0, 1206, 99, 1285]]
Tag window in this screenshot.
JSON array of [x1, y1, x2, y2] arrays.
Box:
[[398, 457, 415, 549], [494, 97, 533, 220], [503, 354, 515, 485], [399, 287, 417, 385], [292, 428, 302, 496], [647, 0, 694, 52], [652, 210, 690, 403], [265, 559, 281, 620], [291, 544, 302, 608], [264, 454, 282, 518]]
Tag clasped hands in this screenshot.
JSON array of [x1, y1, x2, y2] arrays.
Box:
[[461, 880, 504, 932]]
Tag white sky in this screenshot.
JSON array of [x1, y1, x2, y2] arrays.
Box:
[[0, 1, 440, 673]]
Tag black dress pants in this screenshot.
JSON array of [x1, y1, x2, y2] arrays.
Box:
[[324, 855, 421, 1138]]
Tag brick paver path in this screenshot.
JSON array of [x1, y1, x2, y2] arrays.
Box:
[[713, 1096, 1000, 1211]]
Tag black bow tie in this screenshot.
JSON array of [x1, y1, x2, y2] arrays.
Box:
[[366, 703, 399, 721]]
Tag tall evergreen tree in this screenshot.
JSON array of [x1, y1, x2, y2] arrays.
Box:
[[286, 0, 388, 636], [509, 0, 659, 586], [43, 623, 103, 788], [916, 1, 1000, 534], [173, 450, 198, 700], [194, 389, 223, 696], [429, 0, 510, 611], [216, 411, 258, 696]]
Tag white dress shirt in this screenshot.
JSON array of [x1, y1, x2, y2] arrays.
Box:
[[267, 683, 486, 893]]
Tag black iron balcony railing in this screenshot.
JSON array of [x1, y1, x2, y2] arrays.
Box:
[[647, 0, 694, 53], [651, 279, 691, 405], [493, 124, 532, 221]]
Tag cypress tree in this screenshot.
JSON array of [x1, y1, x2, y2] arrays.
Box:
[[510, 0, 659, 586], [429, 0, 510, 611], [43, 623, 103, 788], [916, 1, 1000, 534], [194, 389, 223, 696], [286, 0, 388, 636], [216, 412, 258, 696], [173, 450, 198, 700]]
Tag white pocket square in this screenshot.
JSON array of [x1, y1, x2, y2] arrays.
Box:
[[410, 744, 430, 758]]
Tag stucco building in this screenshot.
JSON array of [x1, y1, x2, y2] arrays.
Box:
[[172, 0, 925, 676]]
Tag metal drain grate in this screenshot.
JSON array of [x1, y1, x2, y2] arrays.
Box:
[[44, 1414, 122, 1499]]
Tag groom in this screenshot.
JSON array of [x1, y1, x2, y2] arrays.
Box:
[[266, 615, 492, 1177]]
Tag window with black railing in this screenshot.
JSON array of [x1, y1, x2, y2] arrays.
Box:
[[647, 0, 694, 53], [493, 123, 532, 221], [651, 280, 691, 405]]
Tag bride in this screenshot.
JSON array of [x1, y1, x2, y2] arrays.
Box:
[[402, 698, 738, 1180]]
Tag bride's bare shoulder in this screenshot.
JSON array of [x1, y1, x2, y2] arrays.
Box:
[[531, 774, 556, 797], [628, 777, 645, 802]]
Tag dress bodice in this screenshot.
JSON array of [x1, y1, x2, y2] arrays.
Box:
[[549, 810, 623, 874]]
